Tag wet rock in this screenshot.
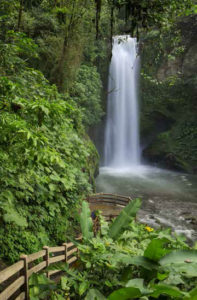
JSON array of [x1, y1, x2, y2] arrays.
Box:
[[157, 57, 182, 81], [148, 199, 154, 204], [182, 44, 197, 77], [185, 216, 197, 226]]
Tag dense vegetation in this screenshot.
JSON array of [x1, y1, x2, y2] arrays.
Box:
[[30, 201, 197, 299], [140, 15, 197, 172], [0, 32, 100, 262], [0, 0, 196, 291], [0, 0, 108, 262]]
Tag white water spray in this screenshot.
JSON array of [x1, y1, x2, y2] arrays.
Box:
[[104, 36, 140, 167]]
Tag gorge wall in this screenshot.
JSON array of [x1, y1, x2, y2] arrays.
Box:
[[140, 15, 197, 173]]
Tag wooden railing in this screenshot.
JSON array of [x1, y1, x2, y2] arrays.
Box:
[[87, 192, 131, 206], [87, 193, 131, 221], [0, 193, 131, 300], [0, 237, 81, 300]]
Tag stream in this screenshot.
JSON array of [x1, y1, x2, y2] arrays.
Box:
[[96, 166, 197, 242]]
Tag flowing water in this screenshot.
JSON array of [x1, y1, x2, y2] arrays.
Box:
[[96, 36, 197, 242], [104, 36, 140, 167], [96, 166, 197, 242]]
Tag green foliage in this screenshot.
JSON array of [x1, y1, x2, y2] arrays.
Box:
[[0, 29, 99, 262], [29, 202, 197, 299], [0, 226, 48, 263], [29, 273, 57, 299], [144, 238, 172, 262], [140, 19, 197, 172], [80, 201, 94, 240], [0, 0, 196, 289], [141, 73, 197, 171], [108, 286, 142, 300], [86, 289, 106, 300], [71, 65, 104, 127], [114, 0, 194, 36], [160, 250, 197, 265], [108, 198, 141, 239]]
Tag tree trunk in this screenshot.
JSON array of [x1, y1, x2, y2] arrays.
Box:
[[52, 1, 76, 90], [17, 0, 23, 31], [54, 33, 69, 90], [110, 0, 114, 50], [95, 0, 102, 39]]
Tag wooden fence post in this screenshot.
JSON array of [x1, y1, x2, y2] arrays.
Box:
[[76, 236, 82, 258], [43, 246, 49, 278], [20, 254, 29, 300], [62, 243, 68, 263]]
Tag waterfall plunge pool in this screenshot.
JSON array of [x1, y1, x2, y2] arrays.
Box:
[[96, 166, 197, 242]]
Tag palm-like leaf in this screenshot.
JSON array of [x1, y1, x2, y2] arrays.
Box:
[[108, 198, 141, 240]]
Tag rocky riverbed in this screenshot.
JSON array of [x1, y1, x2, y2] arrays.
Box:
[[96, 166, 197, 243]]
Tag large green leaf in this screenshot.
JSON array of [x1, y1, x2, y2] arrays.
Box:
[[80, 201, 93, 240], [159, 250, 197, 265], [108, 287, 142, 300], [85, 289, 106, 300], [164, 262, 197, 277], [126, 278, 153, 294], [144, 238, 171, 262], [108, 198, 141, 240], [150, 283, 188, 298], [79, 281, 90, 296], [118, 255, 158, 271], [159, 250, 197, 278]]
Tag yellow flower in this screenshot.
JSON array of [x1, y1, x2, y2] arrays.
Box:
[[145, 226, 154, 232]]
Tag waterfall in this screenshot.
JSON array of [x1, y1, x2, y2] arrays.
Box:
[[104, 36, 140, 168]]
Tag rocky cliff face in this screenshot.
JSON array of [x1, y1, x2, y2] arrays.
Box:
[[157, 15, 197, 80], [141, 15, 197, 173]]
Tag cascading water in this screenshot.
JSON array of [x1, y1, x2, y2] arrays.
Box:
[[98, 36, 197, 242], [104, 36, 140, 168]]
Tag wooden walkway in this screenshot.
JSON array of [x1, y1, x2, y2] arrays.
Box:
[[0, 193, 131, 300]]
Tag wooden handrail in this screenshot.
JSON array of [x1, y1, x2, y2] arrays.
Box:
[[87, 192, 131, 201], [0, 261, 24, 285], [0, 194, 128, 300], [87, 193, 131, 206], [88, 193, 131, 219], [0, 241, 79, 300]]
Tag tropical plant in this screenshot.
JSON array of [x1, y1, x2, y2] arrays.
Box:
[[29, 200, 197, 299], [0, 30, 99, 262]]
